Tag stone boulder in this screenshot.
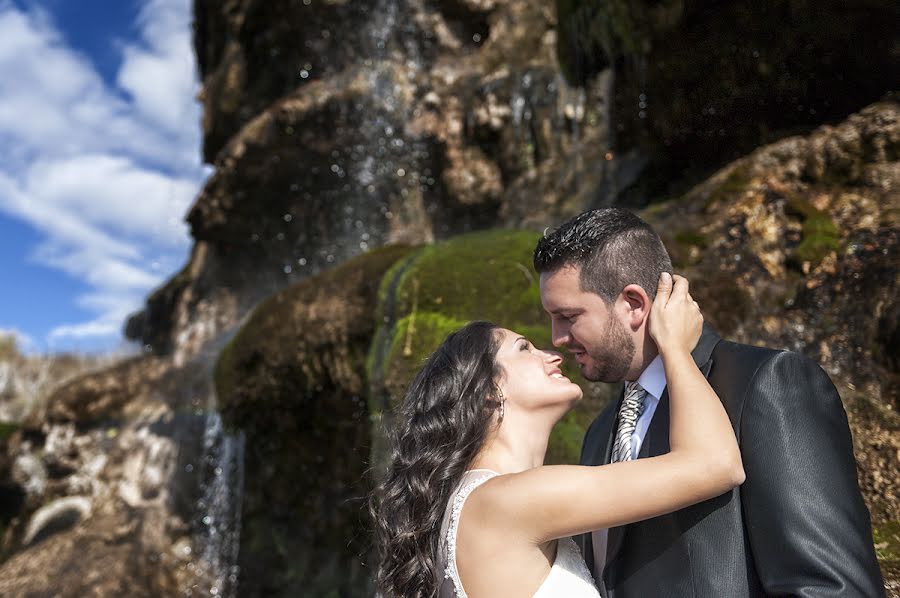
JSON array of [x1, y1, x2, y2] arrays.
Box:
[[214, 244, 415, 597], [0, 351, 232, 597]]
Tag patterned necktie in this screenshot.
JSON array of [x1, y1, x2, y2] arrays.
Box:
[[611, 381, 648, 463]]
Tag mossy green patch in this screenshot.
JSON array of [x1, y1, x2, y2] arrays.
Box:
[[390, 230, 544, 325], [674, 230, 709, 250], [369, 228, 610, 466], [874, 520, 900, 564], [0, 421, 17, 442], [705, 166, 751, 207], [215, 244, 415, 415], [784, 195, 841, 269], [547, 410, 590, 465]]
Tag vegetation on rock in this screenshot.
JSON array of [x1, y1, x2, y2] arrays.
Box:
[[368, 229, 617, 468]]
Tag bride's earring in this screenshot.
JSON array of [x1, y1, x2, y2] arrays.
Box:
[[498, 389, 505, 421]]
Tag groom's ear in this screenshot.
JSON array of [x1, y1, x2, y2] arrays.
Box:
[[620, 284, 651, 331]]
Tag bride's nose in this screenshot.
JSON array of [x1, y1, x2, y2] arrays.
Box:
[[543, 350, 563, 364]]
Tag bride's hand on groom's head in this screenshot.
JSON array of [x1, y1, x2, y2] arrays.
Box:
[[648, 272, 703, 355]]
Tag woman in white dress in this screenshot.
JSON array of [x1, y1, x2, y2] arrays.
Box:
[[371, 274, 744, 597]]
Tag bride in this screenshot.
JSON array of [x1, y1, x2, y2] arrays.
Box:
[[371, 273, 744, 597]]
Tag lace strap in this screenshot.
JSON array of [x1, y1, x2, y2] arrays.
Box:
[[443, 471, 498, 597]]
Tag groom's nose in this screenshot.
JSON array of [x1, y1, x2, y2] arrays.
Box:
[[551, 322, 570, 347]]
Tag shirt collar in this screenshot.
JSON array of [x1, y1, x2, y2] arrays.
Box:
[[635, 354, 667, 400]]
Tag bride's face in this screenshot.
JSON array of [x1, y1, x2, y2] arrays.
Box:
[[493, 328, 583, 412]]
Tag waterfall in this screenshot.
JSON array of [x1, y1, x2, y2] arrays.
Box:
[[192, 410, 246, 597]]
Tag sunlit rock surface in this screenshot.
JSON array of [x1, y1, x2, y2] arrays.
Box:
[[0, 350, 242, 597]]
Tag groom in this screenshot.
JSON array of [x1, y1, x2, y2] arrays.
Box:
[[533, 208, 884, 597]]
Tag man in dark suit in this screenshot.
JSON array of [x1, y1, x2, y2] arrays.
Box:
[[533, 208, 884, 597]]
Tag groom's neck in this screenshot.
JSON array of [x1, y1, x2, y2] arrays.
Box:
[[626, 330, 659, 382]]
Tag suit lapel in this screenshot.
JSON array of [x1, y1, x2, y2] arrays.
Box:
[[604, 326, 720, 571], [580, 389, 624, 582], [597, 393, 622, 466]]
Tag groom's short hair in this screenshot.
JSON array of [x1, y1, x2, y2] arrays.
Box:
[[533, 208, 673, 302]]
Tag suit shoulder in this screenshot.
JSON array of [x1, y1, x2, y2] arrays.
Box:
[[715, 339, 827, 378], [712, 337, 782, 366]]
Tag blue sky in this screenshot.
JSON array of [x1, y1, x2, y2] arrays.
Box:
[[0, 0, 208, 353]]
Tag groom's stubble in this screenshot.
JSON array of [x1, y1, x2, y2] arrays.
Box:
[[580, 312, 636, 383]]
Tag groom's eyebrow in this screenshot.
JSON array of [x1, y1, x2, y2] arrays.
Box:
[[548, 306, 581, 314]]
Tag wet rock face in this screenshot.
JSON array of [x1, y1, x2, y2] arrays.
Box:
[[129, 0, 611, 360], [194, 0, 375, 162], [558, 0, 900, 201], [214, 245, 415, 597]]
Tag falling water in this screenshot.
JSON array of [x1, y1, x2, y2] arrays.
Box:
[[191, 409, 246, 598]]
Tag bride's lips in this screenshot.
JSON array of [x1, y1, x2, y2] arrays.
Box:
[[548, 367, 567, 379], [549, 372, 569, 381]]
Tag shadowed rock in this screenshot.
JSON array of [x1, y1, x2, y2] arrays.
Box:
[[214, 244, 416, 597]]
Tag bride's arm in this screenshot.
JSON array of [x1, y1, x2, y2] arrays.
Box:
[[468, 273, 744, 544]]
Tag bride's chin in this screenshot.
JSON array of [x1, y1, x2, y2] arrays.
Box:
[[553, 393, 583, 420]]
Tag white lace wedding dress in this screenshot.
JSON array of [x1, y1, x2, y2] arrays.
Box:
[[437, 470, 601, 598]]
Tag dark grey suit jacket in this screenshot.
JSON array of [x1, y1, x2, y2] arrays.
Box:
[[578, 325, 885, 597]]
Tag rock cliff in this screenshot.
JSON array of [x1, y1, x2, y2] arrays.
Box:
[[0, 1, 896, 596]]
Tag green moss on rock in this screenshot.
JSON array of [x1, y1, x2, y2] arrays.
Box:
[[674, 230, 709, 250], [0, 422, 17, 442], [369, 229, 612, 466], [784, 195, 841, 269], [874, 520, 900, 564], [215, 244, 416, 415], [705, 166, 751, 207]]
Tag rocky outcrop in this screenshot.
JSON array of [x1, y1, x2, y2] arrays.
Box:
[[0, 350, 232, 596], [2, 1, 896, 595], [127, 0, 611, 361], [642, 101, 900, 583]]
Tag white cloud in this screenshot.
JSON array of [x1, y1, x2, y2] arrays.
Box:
[[0, 0, 208, 348], [26, 155, 196, 246], [48, 319, 124, 343]]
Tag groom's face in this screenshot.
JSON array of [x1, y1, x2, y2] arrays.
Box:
[[539, 265, 636, 383]]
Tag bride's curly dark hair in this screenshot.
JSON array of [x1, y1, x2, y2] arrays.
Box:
[[371, 320, 505, 598]]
